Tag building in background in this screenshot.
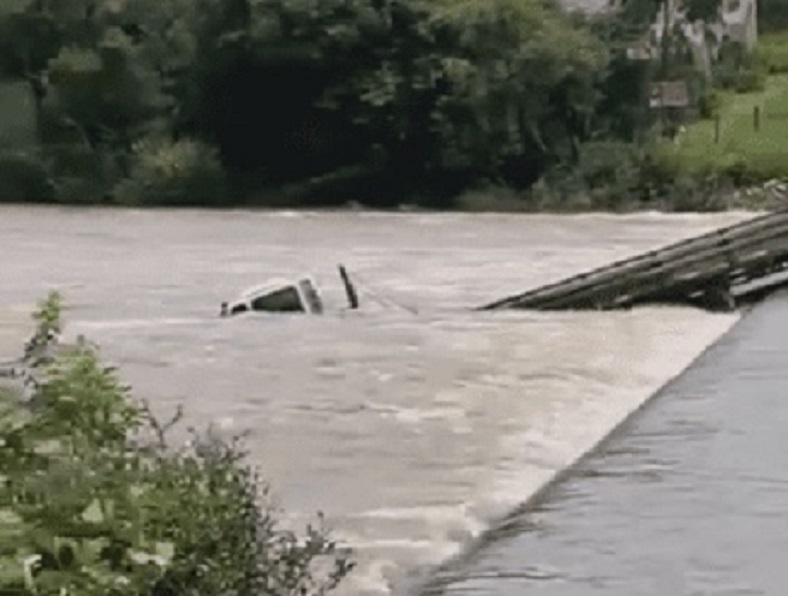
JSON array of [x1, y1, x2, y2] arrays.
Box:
[[558, 0, 758, 77]]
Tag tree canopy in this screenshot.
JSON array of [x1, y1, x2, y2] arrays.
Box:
[[0, 0, 750, 207]]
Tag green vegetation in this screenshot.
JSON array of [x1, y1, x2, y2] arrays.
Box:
[[714, 40, 767, 94], [0, 292, 354, 595], [0, 0, 783, 210], [0, 0, 611, 208], [659, 74, 788, 184], [758, 32, 788, 74], [0, 0, 680, 209], [641, 21, 788, 195], [759, 0, 788, 34]]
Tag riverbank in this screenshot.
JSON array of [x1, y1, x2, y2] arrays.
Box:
[[0, 180, 784, 215], [658, 74, 788, 182]]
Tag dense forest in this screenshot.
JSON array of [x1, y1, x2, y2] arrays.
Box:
[[0, 0, 778, 209]]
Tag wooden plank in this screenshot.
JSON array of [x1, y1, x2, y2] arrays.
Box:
[[535, 230, 788, 310], [480, 209, 788, 312], [737, 276, 788, 306], [480, 210, 788, 310], [516, 230, 788, 309]]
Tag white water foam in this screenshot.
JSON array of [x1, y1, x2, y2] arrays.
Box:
[[70, 318, 206, 332], [327, 310, 740, 596]]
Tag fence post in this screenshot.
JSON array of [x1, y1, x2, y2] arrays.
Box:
[[714, 114, 721, 144], [754, 105, 760, 132]]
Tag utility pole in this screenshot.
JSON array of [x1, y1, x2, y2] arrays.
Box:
[[661, 0, 670, 77], [660, 0, 673, 137]]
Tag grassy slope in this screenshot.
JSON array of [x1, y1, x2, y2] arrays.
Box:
[[660, 33, 788, 181], [662, 73, 788, 179], [759, 31, 788, 74]]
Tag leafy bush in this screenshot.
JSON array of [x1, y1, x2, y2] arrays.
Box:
[[532, 139, 747, 212], [733, 69, 767, 94], [454, 184, 532, 212], [663, 172, 731, 212], [42, 143, 125, 204], [0, 292, 354, 595], [713, 40, 767, 93], [534, 141, 648, 210], [0, 150, 56, 202], [698, 89, 723, 119], [113, 137, 228, 206]]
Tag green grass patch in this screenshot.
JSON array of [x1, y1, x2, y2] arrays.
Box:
[[657, 74, 788, 182], [758, 31, 788, 74]]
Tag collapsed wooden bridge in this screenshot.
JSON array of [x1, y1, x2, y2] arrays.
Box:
[[479, 209, 788, 312]]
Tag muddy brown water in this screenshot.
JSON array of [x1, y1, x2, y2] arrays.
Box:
[[0, 206, 753, 594]]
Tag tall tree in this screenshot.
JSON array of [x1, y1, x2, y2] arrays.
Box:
[[428, 0, 608, 184]]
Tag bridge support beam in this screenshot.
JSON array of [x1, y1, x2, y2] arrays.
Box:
[[695, 278, 735, 312]]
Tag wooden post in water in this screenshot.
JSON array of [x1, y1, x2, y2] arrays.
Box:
[[714, 114, 721, 144], [338, 264, 359, 310], [754, 105, 761, 132], [700, 277, 736, 312]]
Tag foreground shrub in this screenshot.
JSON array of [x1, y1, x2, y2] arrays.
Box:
[[0, 292, 353, 595], [113, 137, 228, 206]]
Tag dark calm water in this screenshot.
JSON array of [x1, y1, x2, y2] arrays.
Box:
[[421, 291, 788, 596]]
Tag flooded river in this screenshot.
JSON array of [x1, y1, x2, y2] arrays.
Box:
[[0, 206, 755, 594], [422, 290, 788, 596]]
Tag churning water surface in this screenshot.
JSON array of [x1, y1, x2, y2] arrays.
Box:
[[0, 206, 755, 594], [421, 290, 788, 596]]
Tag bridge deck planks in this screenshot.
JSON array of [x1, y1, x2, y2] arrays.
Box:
[[479, 210, 788, 311]]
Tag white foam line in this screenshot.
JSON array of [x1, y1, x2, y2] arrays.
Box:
[[71, 318, 204, 331]]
